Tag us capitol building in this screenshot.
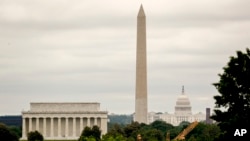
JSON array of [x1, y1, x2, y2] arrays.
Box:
[[147, 86, 206, 126]]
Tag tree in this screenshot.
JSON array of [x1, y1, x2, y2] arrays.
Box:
[[150, 120, 174, 134], [141, 129, 164, 141], [201, 124, 221, 141], [102, 134, 127, 141], [92, 126, 101, 141], [123, 122, 141, 138], [78, 136, 96, 141], [186, 123, 221, 141], [105, 123, 125, 139], [168, 127, 182, 140], [81, 126, 92, 137], [9, 126, 22, 139], [27, 130, 44, 141], [211, 48, 250, 139], [79, 126, 101, 141], [178, 121, 190, 127], [0, 123, 19, 141]]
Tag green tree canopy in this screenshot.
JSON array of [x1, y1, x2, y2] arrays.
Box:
[[141, 129, 164, 141], [123, 122, 141, 138], [81, 126, 92, 137], [211, 48, 250, 139], [102, 121, 222, 141], [150, 120, 174, 133], [0, 123, 19, 141], [79, 126, 101, 141], [9, 125, 22, 139], [105, 123, 125, 138], [92, 126, 101, 141], [102, 134, 127, 141], [186, 123, 221, 141], [27, 130, 44, 141], [178, 121, 190, 127]]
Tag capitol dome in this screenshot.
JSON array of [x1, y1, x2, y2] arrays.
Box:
[[174, 86, 192, 115]]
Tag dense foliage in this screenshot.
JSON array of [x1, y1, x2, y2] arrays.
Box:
[[0, 123, 19, 141], [8, 125, 22, 138], [79, 125, 102, 141], [27, 130, 44, 141], [102, 120, 221, 141], [212, 48, 250, 139]]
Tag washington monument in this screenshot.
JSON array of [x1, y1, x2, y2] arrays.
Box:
[[135, 5, 148, 124]]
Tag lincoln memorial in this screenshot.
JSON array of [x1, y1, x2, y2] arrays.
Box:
[[21, 102, 108, 140]]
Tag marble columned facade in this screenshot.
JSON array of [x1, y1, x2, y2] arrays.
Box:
[[21, 103, 108, 140]]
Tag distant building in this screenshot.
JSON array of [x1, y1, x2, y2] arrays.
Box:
[[0, 115, 22, 127], [147, 86, 206, 125], [206, 108, 212, 124], [21, 102, 108, 140], [147, 112, 161, 124], [147, 112, 156, 124]]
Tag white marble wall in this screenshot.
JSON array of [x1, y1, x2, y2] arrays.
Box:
[[157, 113, 205, 126], [30, 102, 100, 112]]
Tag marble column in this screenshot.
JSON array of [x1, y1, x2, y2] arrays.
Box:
[[51, 117, 54, 137], [80, 117, 83, 132], [87, 118, 90, 127], [22, 118, 26, 138], [58, 117, 61, 137], [43, 118, 46, 137], [29, 118, 32, 132], [94, 118, 97, 125], [36, 117, 39, 131], [65, 118, 68, 137], [73, 117, 76, 137]]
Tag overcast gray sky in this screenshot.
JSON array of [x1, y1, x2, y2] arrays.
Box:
[[0, 0, 249, 115]]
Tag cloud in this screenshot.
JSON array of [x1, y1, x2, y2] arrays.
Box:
[[0, 0, 250, 115]]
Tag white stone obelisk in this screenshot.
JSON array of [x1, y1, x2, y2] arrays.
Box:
[[135, 5, 148, 124]]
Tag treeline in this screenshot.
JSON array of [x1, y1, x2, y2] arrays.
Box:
[[108, 114, 133, 125], [0, 123, 21, 141], [78, 120, 221, 141], [104, 120, 221, 141], [0, 120, 221, 141]]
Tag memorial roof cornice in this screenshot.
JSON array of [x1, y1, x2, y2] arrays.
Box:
[[22, 111, 108, 114]]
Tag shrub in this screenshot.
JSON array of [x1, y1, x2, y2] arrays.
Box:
[[27, 130, 43, 141]]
